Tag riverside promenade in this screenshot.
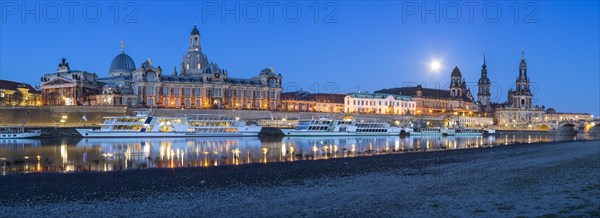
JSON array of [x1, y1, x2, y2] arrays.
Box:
[[0, 140, 598, 217]]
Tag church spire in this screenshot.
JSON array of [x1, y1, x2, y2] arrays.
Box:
[[483, 51, 485, 66], [482, 52, 487, 68], [519, 49, 528, 77], [481, 52, 488, 75]]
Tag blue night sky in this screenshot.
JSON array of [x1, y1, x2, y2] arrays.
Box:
[[1, 1, 598, 115]]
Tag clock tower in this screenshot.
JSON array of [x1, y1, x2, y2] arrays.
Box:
[[478, 53, 492, 113]]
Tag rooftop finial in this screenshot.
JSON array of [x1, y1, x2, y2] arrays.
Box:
[[483, 51, 486, 65], [121, 41, 125, 53], [521, 48, 525, 61], [191, 22, 200, 36]]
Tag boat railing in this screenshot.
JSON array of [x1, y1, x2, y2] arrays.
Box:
[[0, 127, 28, 134], [181, 114, 233, 120], [0, 129, 20, 134], [134, 110, 152, 117], [183, 114, 243, 128]]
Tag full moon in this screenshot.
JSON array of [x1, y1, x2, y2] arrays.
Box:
[[430, 61, 441, 72]]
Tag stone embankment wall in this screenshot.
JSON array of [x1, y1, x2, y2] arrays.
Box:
[[1, 106, 446, 126], [139, 108, 433, 121], [0, 106, 126, 126]]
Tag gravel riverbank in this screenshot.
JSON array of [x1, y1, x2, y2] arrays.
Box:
[[0, 140, 598, 217]]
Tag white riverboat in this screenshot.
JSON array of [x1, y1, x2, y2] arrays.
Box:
[[454, 128, 484, 136], [484, 128, 496, 134], [441, 128, 456, 136], [0, 127, 41, 139], [405, 127, 483, 136], [405, 127, 442, 136], [280, 116, 401, 136], [76, 111, 261, 138]]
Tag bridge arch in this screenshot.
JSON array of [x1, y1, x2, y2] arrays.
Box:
[[589, 124, 600, 134], [535, 124, 550, 130], [558, 123, 577, 133]]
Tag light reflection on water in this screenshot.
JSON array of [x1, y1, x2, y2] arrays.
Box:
[[0, 134, 597, 175]]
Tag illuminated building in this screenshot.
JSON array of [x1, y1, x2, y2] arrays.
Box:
[[97, 25, 283, 109], [0, 79, 42, 106], [494, 50, 545, 126], [40, 58, 101, 106], [344, 92, 416, 115], [477, 53, 492, 113], [374, 66, 477, 115], [281, 92, 345, 112]]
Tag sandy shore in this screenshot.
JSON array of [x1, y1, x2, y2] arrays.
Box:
[[0, 140, 598, 217]]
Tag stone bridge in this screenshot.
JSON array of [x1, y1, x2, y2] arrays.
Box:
[[533, 119, 598, 134]]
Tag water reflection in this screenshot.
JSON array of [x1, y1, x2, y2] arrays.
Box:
[[0, 134, 597, 175]]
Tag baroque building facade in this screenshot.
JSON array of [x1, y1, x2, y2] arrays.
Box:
[[477, 54, 492, 114], [375, 66, 477, 115], [0, 80, 42, 106], [494, 50, 545, 126], [96, 42, 138, 106], [40, 58, 101, 106], [94, 25, 282, 109], [281, 92, 346, 113], [344, 92, 416, 115]]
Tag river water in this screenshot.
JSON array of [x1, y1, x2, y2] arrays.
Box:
[[0, 134, 597, 175]]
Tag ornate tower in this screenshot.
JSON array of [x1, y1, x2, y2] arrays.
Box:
[[510, 49, 532, 108], [190, 24, 201, 52], [181, 24, 209, 75], [109, 41, 136, 77], [478, 53, 491, 111], [450, 66, 463, 98]]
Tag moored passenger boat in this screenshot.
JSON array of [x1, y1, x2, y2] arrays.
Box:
[[0, 127, 41, 139], [454, 128, 484, 136], [405, 127, 483, 136], [281, 116, 400, 136], [76, 111, 261, 137], [404, 127, 442, 136], [484, 128, 496, 134]]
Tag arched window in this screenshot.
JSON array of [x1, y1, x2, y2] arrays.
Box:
[[268, 78, 277, 88], [146, 73, 155, 82]]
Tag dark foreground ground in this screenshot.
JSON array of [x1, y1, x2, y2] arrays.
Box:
[[0, 140, 599, 217]]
